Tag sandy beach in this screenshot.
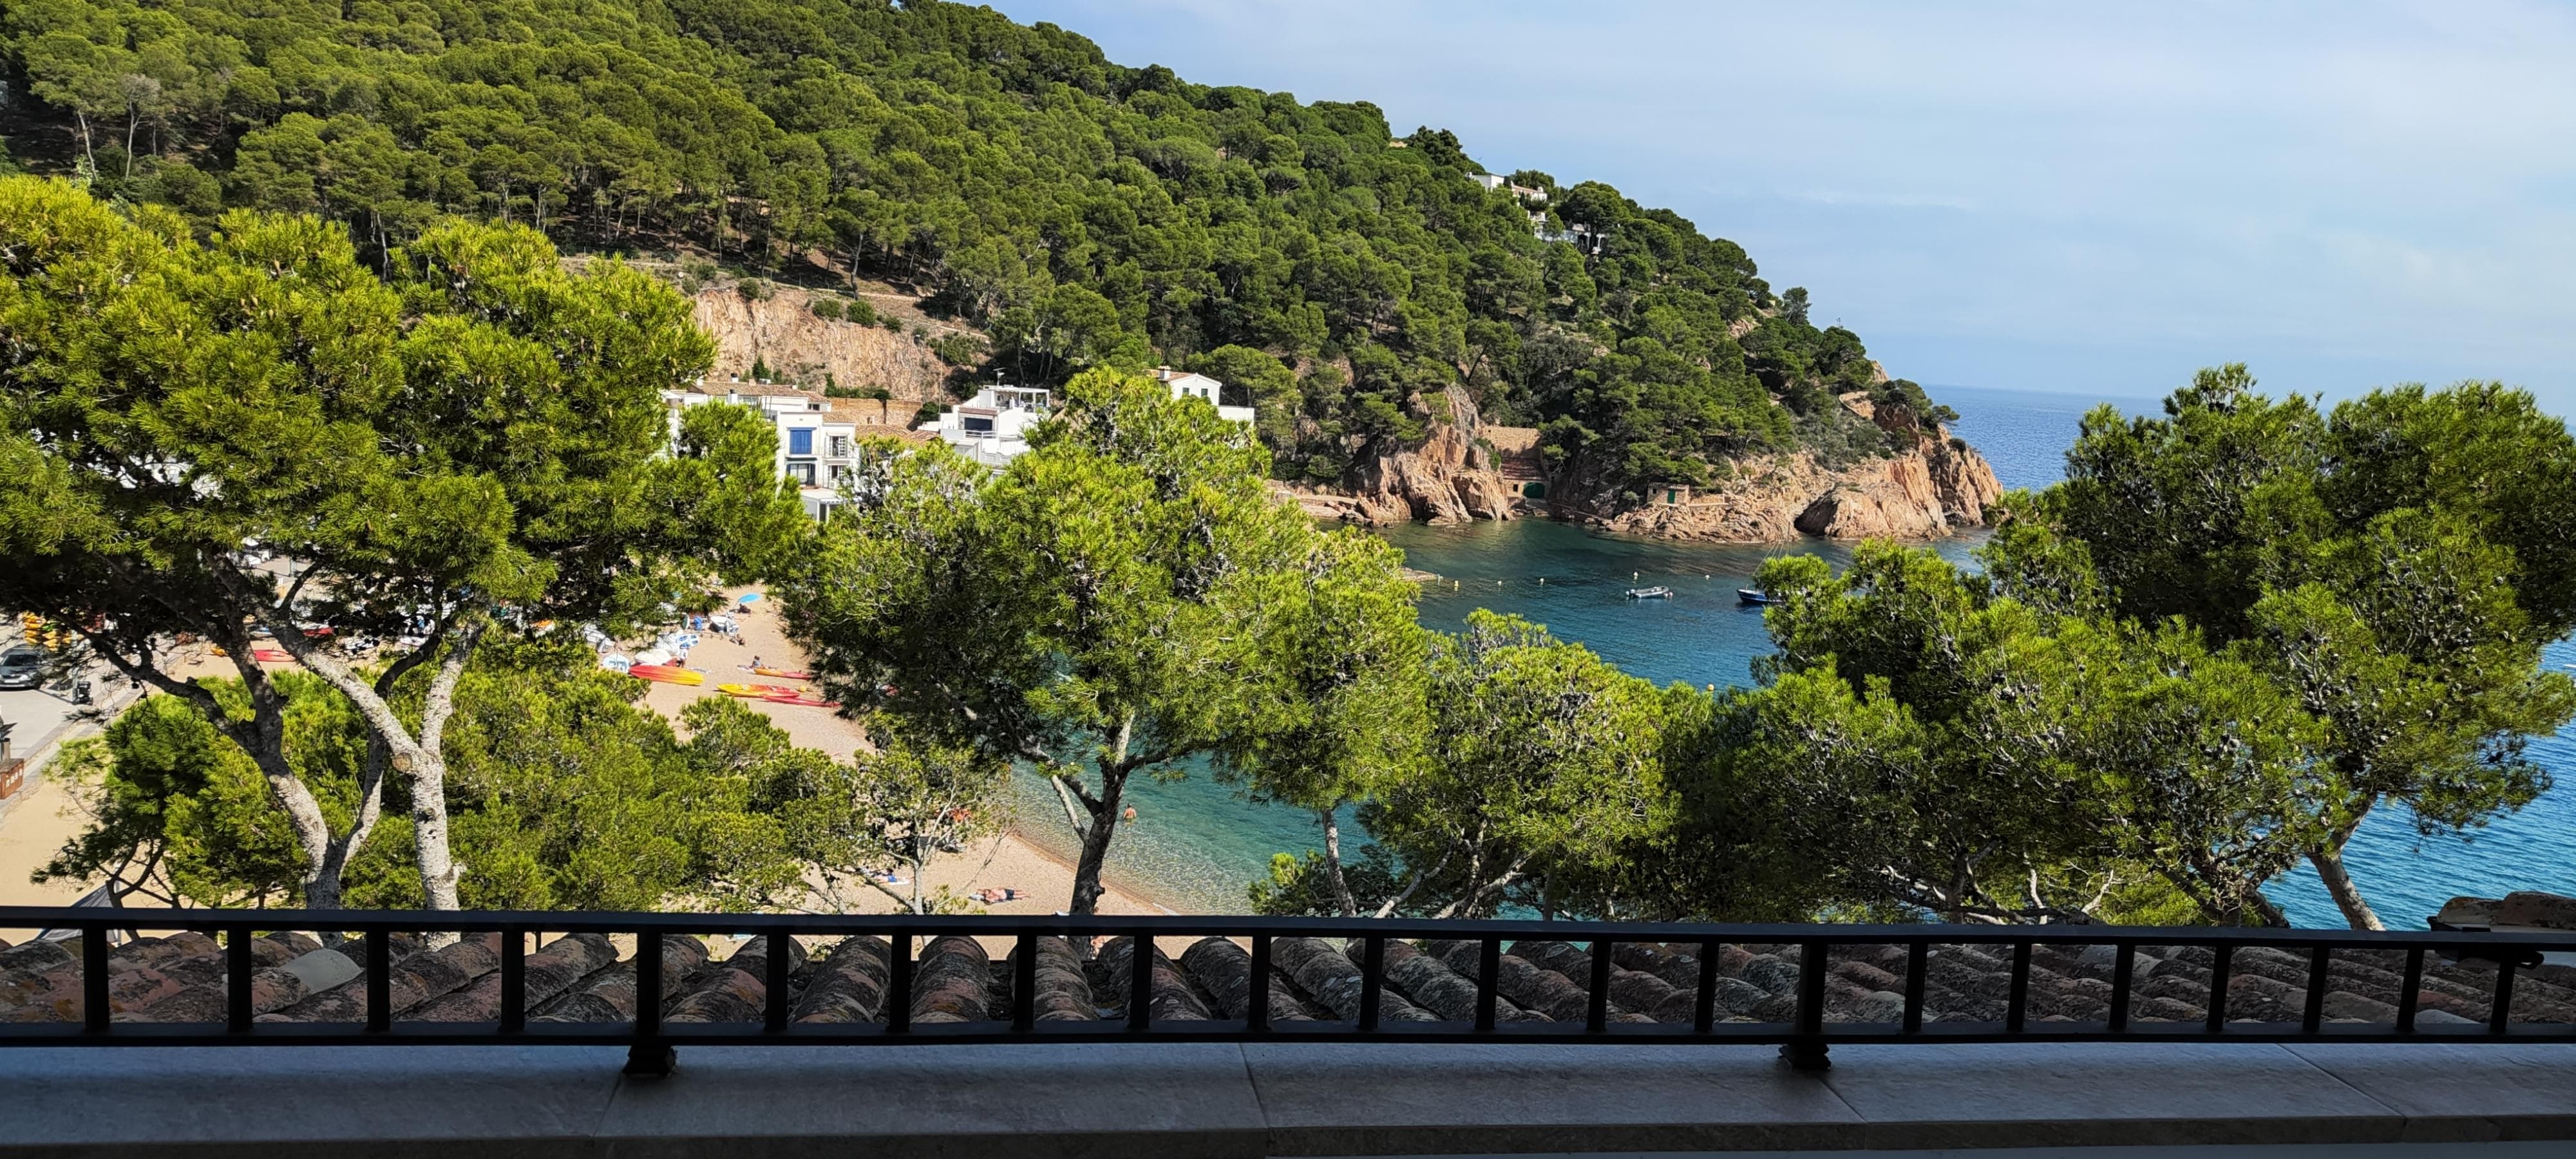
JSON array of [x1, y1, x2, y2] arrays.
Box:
[[636, 589, 1179, 918], [0, 588, 1182, 932]]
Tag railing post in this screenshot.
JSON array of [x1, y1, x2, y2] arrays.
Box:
[[2302, 946, 2331, 1035], [1128, 931, 1153, 1032], [1586, 940, 1613, 1033], [500, 927, 527, 1034], [2204, 943, 2235, 1034], [1900, 941, 1927, 1034], [2003, 941, 2031, 1035], [625, 932, 674, 1079], [2488, 959, 2519, 1035], [886, 932, 913, 1033], [1476, 937, 1502, 1033], [1693, 938, 1719, 1034], [2396, 947, 2424, 1033], [1012, 932, 1037, 1033], [1781, 939, 1830, 1071], [1358, 936, 1385, 1032], [2107, 942, 2136, 1033], [1248, 935, 1273, 1033], [365, 928, 390, 1033], [80, 926, 109, 1035], [766, 930, 793, 1035], [225, 925, 254, 1035]]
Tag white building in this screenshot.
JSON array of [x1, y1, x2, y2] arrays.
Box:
[[933, 385, 1054, 466], [926, 370, 1256, 467], [661, 381, 866, 518], [1151, 367, 1256, 424]]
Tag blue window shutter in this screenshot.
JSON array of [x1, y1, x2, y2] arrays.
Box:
[[789, 428, 813, 455]]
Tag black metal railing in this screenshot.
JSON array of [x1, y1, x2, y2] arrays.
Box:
[[3, 906, 2570, 1076]]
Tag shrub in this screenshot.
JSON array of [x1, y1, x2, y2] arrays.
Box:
[[810, 298, 844, 321], [928, 333, 985, 366]]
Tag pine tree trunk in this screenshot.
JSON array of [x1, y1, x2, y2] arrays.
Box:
[[1068, 768, 1126, 918], [2310, 840, 2385, 930], [1320, 806, 1357, 918]]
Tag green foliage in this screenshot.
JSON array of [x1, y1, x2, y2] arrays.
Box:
[[780, 368, 1424, 915], [1715, 542, 2335, 925], [0, 0, 1950, 507], [927, 331, 985, 367], [810, 297, 844, 321], [37, 643, 915, 912], [1982, 368, 2576, 927], [730, 708, 1009, 914], [0, 176, 804, 909]]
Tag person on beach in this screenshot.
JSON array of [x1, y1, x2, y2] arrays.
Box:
[[974, 887, 1025, 903]]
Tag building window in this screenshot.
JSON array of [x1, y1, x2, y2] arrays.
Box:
[[963, 416, 994, 434], [788, 428, 813, 455], [793, 462, 816, 485], [829, 436, 849, 457]]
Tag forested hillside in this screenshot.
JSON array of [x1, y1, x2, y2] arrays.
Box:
[[1, 0, 1955, 505]]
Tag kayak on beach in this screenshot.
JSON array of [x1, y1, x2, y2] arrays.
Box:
[[751, 666, 813, 680], [628, 663, 704, 686]]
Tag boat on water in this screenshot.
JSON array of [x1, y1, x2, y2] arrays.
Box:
[[1738, 589, 1781, 606], [1624, 586, 1674, 599]]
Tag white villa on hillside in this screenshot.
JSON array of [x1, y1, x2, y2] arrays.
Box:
[[933, 370, 1254, 466], [663, 381, 933, 520], [1151, 366, 1256, 424], [934, 385, 1054, 466]]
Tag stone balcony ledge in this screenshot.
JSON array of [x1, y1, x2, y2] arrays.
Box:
[[2, 1040, 2571, 1158]]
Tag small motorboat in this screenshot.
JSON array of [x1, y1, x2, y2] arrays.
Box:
[[1738, 589, 1781, 606], [628, 664, 705, 686], [751, 666, 813, 681], [1624, 586, 1674, 599]]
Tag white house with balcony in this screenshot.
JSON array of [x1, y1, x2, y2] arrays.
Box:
[[933, 385, 1054, 466], [661, 381, 862, 518]]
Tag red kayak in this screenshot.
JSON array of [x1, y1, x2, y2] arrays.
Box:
[[761, 692, 841, 708], [250, 648, 294, 664]]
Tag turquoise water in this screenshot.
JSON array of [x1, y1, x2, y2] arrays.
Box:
[[1012, 384, 2575, 926]]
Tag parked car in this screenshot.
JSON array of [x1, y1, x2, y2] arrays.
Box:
[[0, 646, 48, 690]]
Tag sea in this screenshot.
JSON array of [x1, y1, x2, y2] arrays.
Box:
[[1009, 384, 2576, 927]]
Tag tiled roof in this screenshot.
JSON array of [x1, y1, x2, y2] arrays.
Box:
[[5, 900, 2572, 1030]]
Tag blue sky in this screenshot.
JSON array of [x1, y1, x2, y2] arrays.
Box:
[[987, 1, 2576, 414]]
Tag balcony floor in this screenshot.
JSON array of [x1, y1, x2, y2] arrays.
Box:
[[2, 1040, 2571, 1156]]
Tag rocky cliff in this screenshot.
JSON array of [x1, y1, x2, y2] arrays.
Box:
[[1291, 386, 2002, 543], [1573, 393, 2000, 541], [688, 285, 963, 399], [1279, 384, 1524, 525]]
